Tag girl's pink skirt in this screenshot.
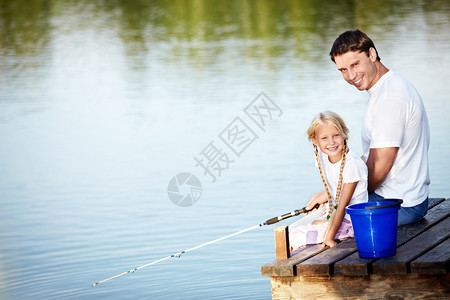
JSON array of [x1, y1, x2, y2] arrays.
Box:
[[289, 217, 354, 252]]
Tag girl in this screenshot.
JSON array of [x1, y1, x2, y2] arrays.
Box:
[[289, 111, 368, 250]]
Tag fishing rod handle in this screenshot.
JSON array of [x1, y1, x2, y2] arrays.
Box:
[[265, 210, 300, 225], [265, 203, 320, 225]]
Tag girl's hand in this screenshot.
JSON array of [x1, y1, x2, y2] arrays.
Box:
[[305, 191, 328, 215], [322, 238, 337, 248]]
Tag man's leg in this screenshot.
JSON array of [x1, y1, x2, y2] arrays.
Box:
[[368, 193, 428, 226], [368, 192, 384, 202], [397, 198, 428, 226]]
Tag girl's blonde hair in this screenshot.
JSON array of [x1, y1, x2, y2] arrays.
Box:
[[307, 111, 349, 221], [307, 111, 349, 143]]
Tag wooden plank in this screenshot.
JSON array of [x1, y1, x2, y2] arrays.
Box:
[[428, 197, 445, 209], [269, 273, 450, 300], [262, 198, 449, 278], [274, 226, 290, 260], [410, 237, 450, 274], [333, 255, 373, 276], [296, 238, 357, 276], [261, 244, 325, 277], [372, 216, 450, 274], [334, 198, 450, 276]]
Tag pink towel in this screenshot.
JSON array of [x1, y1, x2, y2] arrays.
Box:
[[289, 217, 353, 252]]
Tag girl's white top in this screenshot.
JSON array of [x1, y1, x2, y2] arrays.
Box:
[[317, 148, 368, 220]]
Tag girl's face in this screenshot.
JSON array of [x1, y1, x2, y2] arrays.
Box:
[[312, 122, 345, 163]]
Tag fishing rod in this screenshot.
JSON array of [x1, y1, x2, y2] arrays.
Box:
[[92, 203, 319, 287]]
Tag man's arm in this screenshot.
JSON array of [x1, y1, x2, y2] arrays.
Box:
[[366, 147, 398, 193]]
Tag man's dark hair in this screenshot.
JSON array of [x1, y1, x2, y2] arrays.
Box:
[[329, 29, 380, 63]]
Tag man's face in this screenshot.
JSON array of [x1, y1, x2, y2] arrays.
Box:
[[334, 48, 380, 91]]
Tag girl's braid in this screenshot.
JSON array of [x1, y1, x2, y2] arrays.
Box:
[[335, 141, 348, 209], [313, 141, 348, 219], [314, 145, 332, 205]]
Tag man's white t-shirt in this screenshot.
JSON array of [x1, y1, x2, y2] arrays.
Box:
[[362, 70, 430, 207], [318, 149, 368, 220]]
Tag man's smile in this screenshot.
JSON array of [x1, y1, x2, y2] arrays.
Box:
[[352, 75, 363, 87]]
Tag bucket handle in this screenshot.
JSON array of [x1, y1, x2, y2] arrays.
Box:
[[365, 199, 403, 210]]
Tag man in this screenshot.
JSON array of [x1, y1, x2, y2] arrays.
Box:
[[307, 29, 430, 226]]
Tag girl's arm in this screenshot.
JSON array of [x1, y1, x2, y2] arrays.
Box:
[[322, 181, 358, 248]]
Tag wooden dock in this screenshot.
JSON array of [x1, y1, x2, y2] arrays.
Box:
[[261, 198, 450, 299]]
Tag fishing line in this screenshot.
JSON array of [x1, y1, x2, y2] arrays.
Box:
[[92, 204, 319, 287]]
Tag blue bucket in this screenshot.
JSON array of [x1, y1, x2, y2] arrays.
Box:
[[346, 199, 402, 258]]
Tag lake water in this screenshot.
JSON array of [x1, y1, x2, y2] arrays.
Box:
[[1, 1, 449, 299]]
